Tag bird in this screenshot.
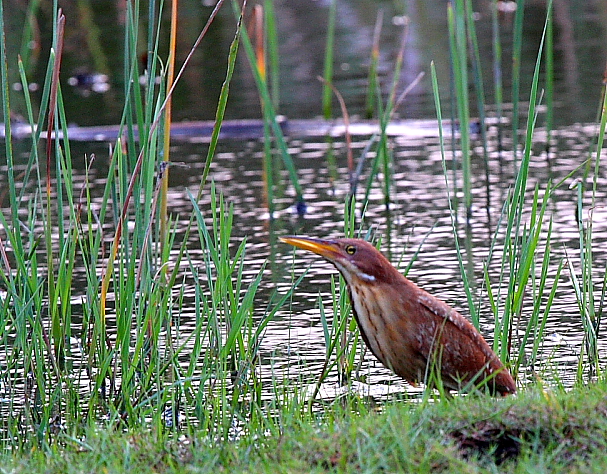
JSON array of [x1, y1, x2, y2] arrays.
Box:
[[281, 236, 516, 396]]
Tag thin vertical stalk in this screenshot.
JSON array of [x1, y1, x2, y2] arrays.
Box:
[[45, 11, 65, 367], [544, 4, 554, 151], [322, 0, 337, 118], [491, 0, 504, 152], [447, 1, 471, 218], [365, 10, 383, 119], [199, 0, 238, 188], [0, 0, 19, 240], [254, 5, 275, 218], [511, 0, 525, 163], [464, 0, 490, 209], [319, 77, 353, 192], [264, 0, 280, 109], [18, 0, 42, 73], [160, 0, 179, 268]]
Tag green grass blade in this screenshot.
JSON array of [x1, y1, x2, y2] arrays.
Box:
[[322, 0, 336, 118]]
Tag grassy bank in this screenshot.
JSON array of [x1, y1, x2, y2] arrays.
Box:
[[2, 382, 607, 472]]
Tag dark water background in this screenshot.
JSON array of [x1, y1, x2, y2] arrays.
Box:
[[3, 0, 607, 125]]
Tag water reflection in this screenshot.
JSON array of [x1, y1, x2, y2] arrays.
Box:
[[3, 1, 607, 126], [27, 118, 607, 395]]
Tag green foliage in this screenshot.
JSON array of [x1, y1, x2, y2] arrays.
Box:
[[0, 0, 294, 450], [429, 0, 604, 389], [231, 0, 304, 213]]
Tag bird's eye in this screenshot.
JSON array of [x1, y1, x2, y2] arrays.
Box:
[[345, 245, 356, 255]]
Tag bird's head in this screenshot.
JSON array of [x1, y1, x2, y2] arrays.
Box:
[[280, 236, 399, 285]]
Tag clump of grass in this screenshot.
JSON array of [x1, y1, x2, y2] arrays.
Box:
[[568, 76, 607, 384], [425, 0, 605, 390], [0, 0, 294, 450], [430, 0, 577, 387]]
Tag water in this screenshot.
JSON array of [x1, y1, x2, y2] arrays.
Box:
[[0, 122, 605, 429], [21, 116, 600, 404], [4, 1, 607, 125]]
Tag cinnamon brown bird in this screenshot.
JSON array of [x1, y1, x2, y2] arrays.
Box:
[[281, 236, 516, 396]]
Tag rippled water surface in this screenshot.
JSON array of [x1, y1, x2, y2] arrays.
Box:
[[6, 117, 599, 406]]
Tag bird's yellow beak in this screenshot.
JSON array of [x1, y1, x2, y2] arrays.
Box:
[[280, 236, 341, 260]]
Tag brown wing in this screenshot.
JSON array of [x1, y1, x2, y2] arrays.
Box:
[[415, 292, 516, 394], [346, 275, 515, 395]]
